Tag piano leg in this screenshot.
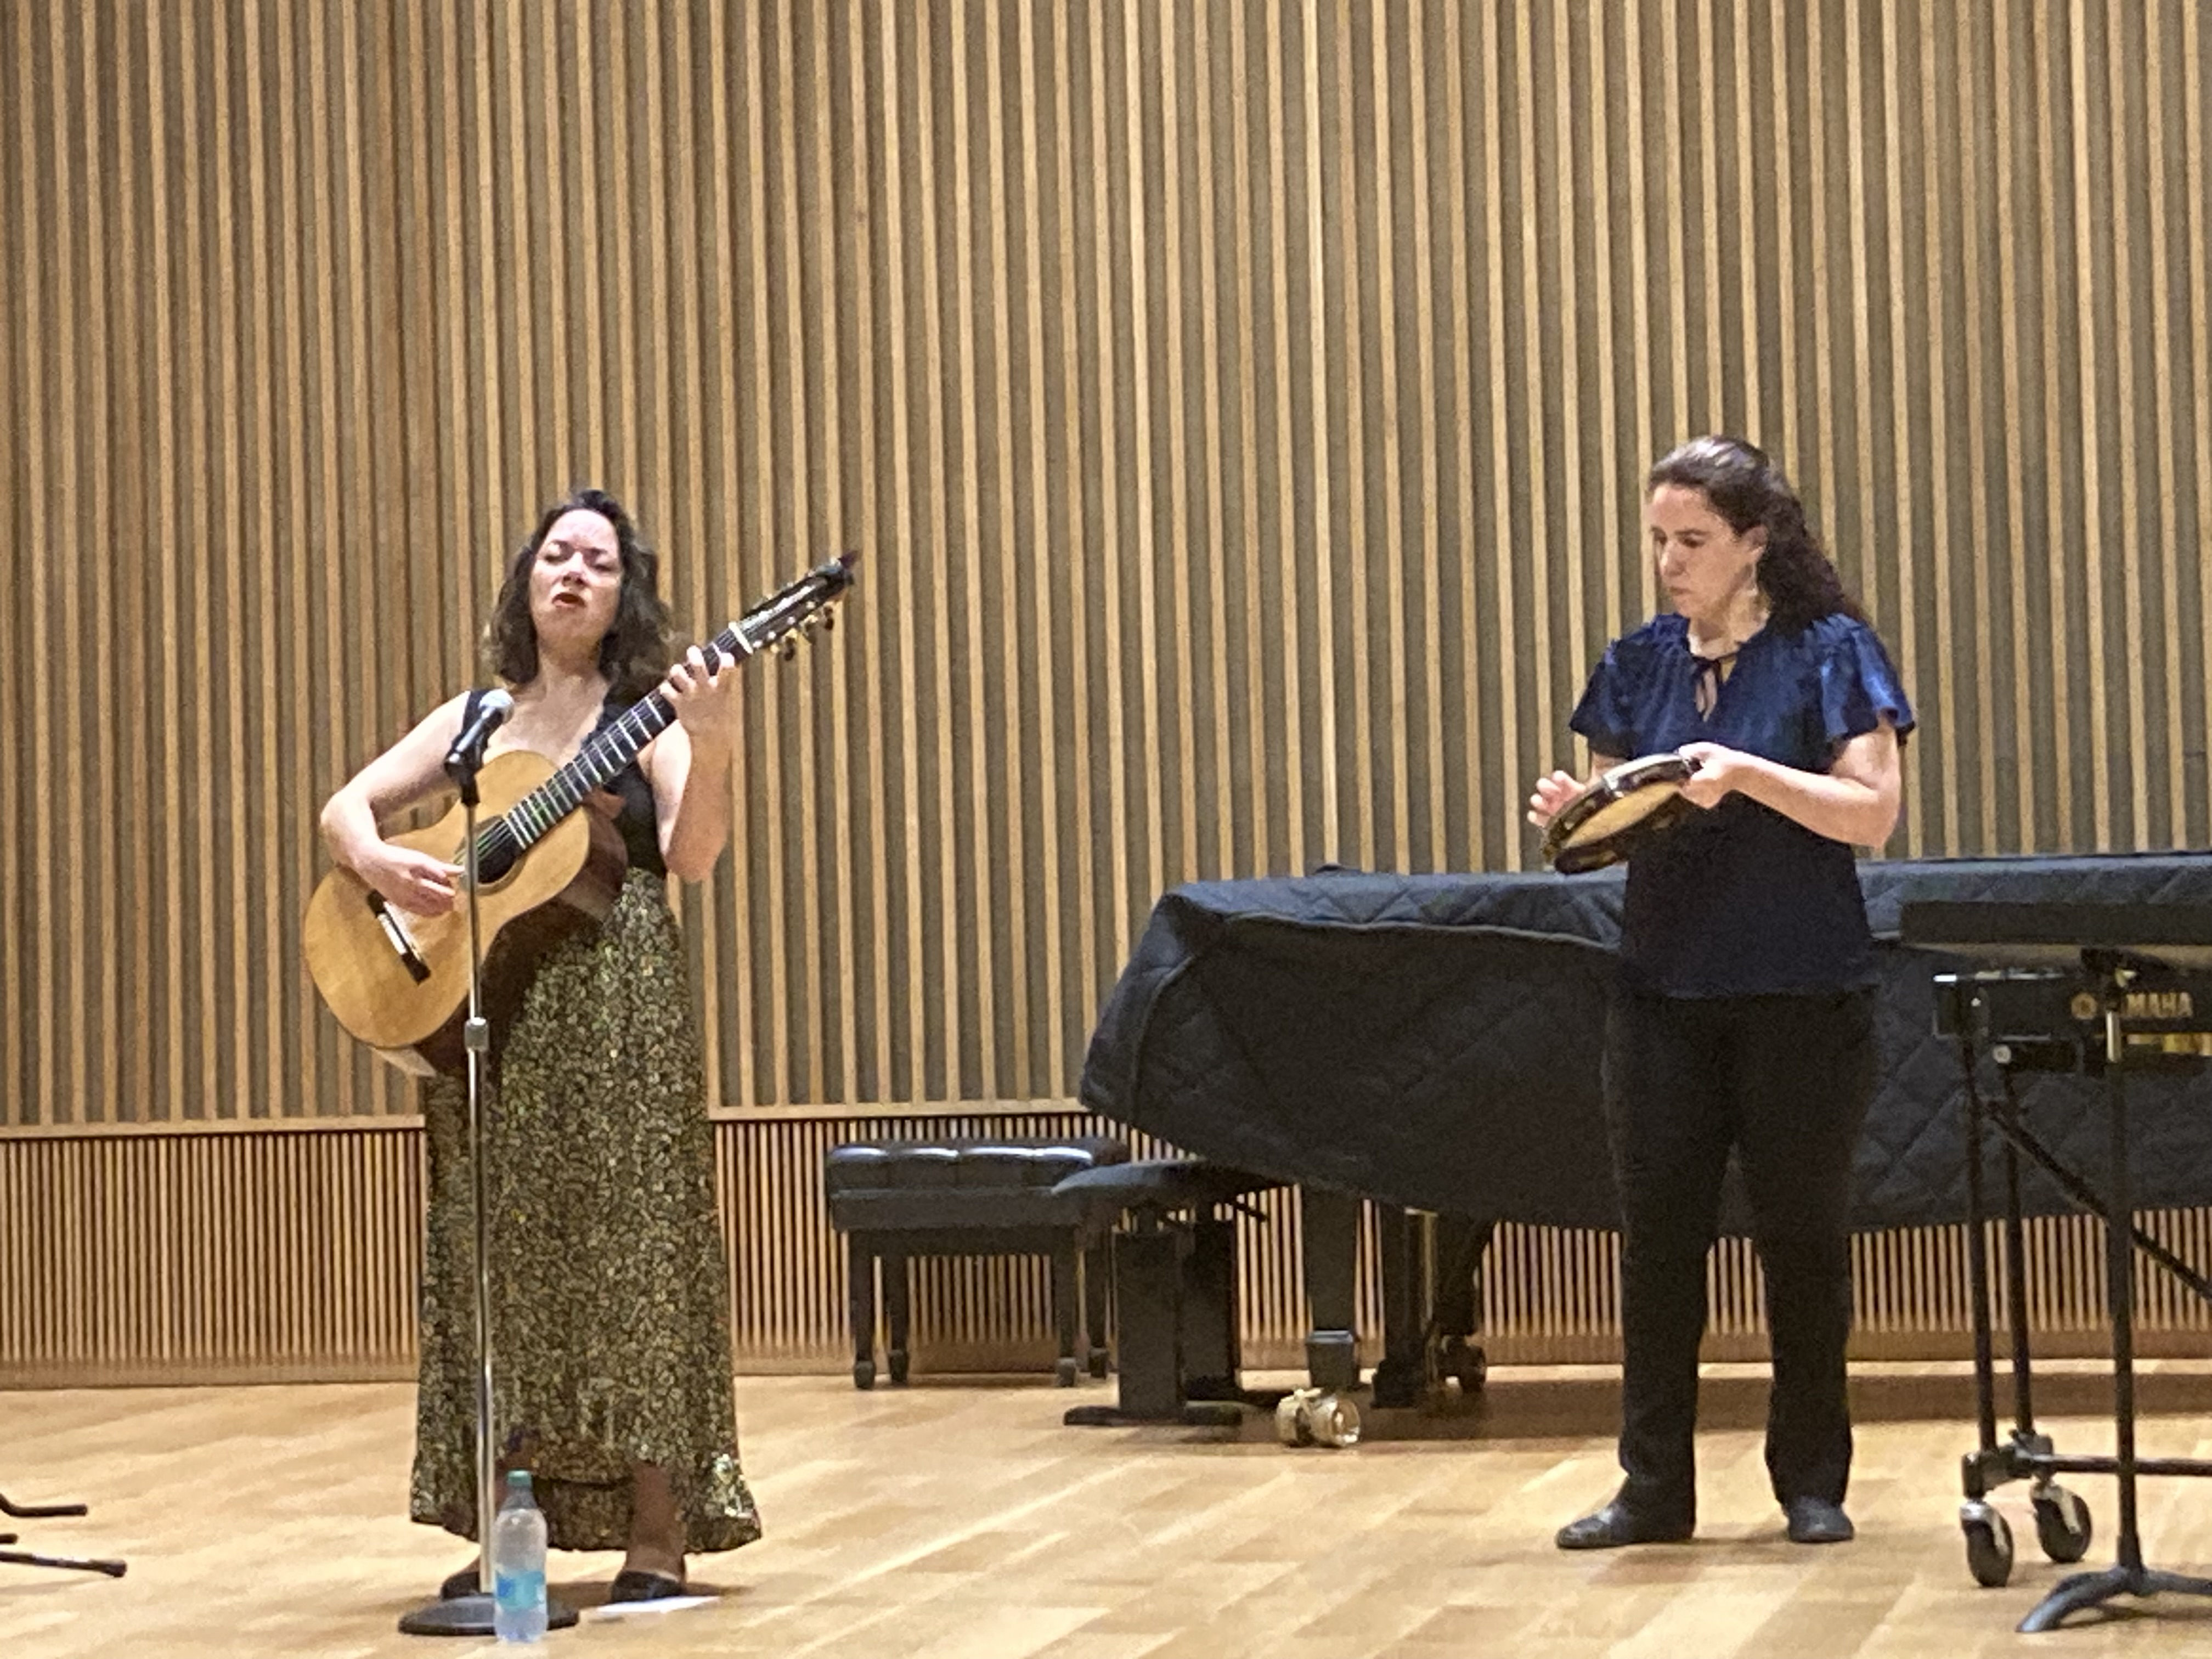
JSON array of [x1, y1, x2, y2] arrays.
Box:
[[1299, 1186, 1362, 1391], [1434, 1212, 1493, 1395], [1371, 1210, 1494, 1407], [1372, 1207, 1426, 1407]]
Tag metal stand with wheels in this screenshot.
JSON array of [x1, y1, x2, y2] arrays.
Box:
[[1945, 956, 2212, 1631], [397, 722, 578, 1639]]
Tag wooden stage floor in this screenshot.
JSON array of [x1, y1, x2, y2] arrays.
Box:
[[7, 1362, 2212, 1658]]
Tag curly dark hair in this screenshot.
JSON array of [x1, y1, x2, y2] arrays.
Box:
[[482, 487, 681, 702], [1646, 435, 1869, 634]]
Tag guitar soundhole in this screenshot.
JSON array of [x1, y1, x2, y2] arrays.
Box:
[[475, 823, 521, 886]]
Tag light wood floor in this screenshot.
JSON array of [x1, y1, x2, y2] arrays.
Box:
[[7, 1362, 2212, 1658]]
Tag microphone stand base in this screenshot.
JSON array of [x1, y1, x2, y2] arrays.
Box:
[[398, 1590, 581, 1638]]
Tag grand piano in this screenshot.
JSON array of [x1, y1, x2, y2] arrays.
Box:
[[1077, 853, 2212, 1402]]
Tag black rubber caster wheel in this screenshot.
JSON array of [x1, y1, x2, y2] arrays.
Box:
[[2032, 1483, 2092, 1564], [1442, 1336, 1488, 1393], [1961, 1500, 2015, 1588]]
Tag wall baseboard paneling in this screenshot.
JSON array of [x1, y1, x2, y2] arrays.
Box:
[[4, 1118, 2205, 1388]]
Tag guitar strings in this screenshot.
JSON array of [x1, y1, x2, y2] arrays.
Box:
[[490, 617, 751, 854]]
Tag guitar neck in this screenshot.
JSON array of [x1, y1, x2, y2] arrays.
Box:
[[500, 619, 748, 853], [477, 551, 853, 861]]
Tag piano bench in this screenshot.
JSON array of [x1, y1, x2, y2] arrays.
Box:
[[825, 1136, 1128, 1389], [1052, 1159, 1285, 1425]]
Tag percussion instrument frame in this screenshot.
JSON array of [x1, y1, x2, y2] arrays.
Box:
[[1540, 752, 1700, 874], [1912, 910, 2212, 1633]]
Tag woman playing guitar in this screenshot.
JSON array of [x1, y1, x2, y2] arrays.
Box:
[[1527, 437, 1914, 1551], [319, 488, 762, 1601]]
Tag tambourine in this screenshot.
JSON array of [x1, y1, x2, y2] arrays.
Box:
[[1540, 752, 1702, 874]]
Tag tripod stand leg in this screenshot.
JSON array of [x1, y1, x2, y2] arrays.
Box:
[[2019, 1564, 2134, 1633], [0, 1492, 89, 1521], [2016, 1556, 2212, 1629], [2140, 1570, 2212, 1602], [0, 1548, 127, 1578]]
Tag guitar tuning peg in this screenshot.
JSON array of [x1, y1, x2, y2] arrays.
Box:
[[818, 610, 835, 631], [782, 637, 800, 661]]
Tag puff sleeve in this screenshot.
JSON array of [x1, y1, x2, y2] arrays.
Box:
[[1816, 617, 1915, 746], [1568, 642, 1640, 759]]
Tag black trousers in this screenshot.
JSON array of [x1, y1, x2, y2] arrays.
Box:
[[1604, 981, 1877, 1516]]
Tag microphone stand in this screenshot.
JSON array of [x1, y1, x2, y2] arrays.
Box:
[[399, 730, 577, 1637]]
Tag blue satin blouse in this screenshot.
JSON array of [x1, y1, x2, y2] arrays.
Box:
[[1568, 611, 1916, 997]]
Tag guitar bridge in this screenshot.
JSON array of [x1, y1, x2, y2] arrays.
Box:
[[366, 892, 433, 984]]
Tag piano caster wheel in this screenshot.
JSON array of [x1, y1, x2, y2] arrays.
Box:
[[1055, 1357, 1079, 1388], [2032, 1483, 2093, 1564], [1441, 1336, 1488, 1394], [853, 1358, 876, 1391], [1275, 1388, 1362, 1449], [1316, 1393, 1361, 1447], [1961, 1500, 2015, 1588]]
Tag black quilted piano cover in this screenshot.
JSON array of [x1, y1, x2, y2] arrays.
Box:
[[1077, 854, 2212, 1229]]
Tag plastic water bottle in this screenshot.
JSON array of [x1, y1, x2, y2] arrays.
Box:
[[490, 1470, 548, 1643]]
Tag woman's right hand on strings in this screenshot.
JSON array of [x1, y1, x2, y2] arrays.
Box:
[[353, 843, 462, 916], [1527, 769, 1584, 830]]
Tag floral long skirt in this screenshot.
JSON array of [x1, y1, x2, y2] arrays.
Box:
[[410, 871, 761, 1554]]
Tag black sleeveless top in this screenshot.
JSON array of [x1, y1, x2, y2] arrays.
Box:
[[468, 687, 666, 878]]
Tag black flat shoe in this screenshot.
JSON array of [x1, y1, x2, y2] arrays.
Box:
[[1783, 1497, 1855, 1544], [439, 1565, 484, 1600], [607, 1568, 689, 1603], [1554, 1499, 1695, 1550]]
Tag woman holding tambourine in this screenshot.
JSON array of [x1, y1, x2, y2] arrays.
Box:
[[1526, 436, 1914, 1551]]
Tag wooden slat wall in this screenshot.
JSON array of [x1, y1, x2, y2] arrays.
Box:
[[7, 0, 2211, 1130], [5, 1122, 2207, 1385], [6, 1, 2212, 1377]]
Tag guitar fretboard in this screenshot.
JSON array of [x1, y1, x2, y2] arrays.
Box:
[[479, 620, 749, 865], [463, 553, 851, 873]]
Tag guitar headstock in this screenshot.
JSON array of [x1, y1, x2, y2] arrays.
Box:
[[708, 551, 860, 669]]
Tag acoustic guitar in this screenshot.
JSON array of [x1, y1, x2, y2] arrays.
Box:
[[304, 555, 856, 1075]]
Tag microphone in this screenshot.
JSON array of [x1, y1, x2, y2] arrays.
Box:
[[444, 688, 515, 778]]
